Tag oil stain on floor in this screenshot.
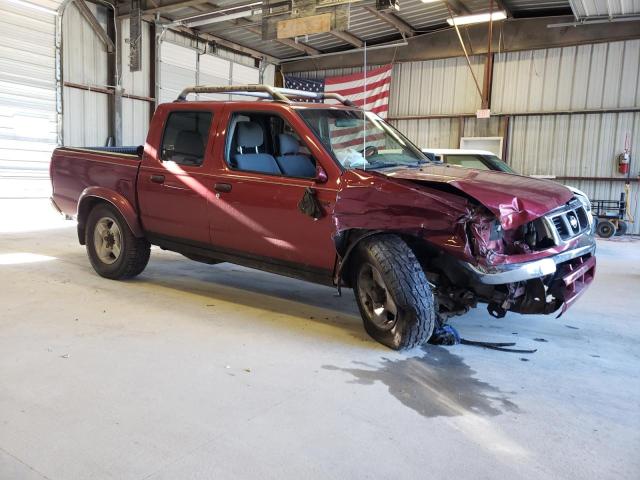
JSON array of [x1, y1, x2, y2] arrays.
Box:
[[324, 345, 519, 418]]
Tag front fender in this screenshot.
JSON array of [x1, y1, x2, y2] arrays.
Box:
[[77, 187, 143, 244]]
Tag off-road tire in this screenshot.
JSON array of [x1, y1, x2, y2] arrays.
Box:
[[596, 219, 616, 239], [352, 234, 436, 350], [85, 203, 150, 279], [614, 220, 627, 236]]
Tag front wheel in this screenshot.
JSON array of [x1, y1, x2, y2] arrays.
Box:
[[85, 203, 150, 279], [352, 234, 436, 350]]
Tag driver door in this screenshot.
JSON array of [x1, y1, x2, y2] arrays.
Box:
[[207, 106, 339, 276]]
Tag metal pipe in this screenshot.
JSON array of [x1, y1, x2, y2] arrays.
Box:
[[388, 107, 640, 121], [548, 14, 640, 27], [279, 39, 408, 63]]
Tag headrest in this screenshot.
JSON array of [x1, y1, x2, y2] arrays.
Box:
[[175, 130, 204, 157], [237, 121, 263, 149], [278, 133, 299, 156]]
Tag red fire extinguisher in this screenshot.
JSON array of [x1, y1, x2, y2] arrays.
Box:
[[618, 151, 630, 174], [618, 133, 631, 175]]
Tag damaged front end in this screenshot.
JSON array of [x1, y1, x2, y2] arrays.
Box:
[[459, 198, 596, 318], [334, 169, 596, 321]]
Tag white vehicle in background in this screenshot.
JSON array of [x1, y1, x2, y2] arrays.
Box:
[[421, 148, 595, 228]]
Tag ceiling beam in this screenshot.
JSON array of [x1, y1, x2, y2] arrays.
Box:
[[235, 18, 320, 56], [329, 30, 364, 47], [172, 24, 281, 62], [444, 0, 471, 15], [118, 0, 224, 18], [74, 0, 115, 52], [362, 5, 414, 37], [144, 0, 214, 15]]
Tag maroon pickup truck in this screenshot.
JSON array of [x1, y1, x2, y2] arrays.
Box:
[[50, 85, 596, 350]]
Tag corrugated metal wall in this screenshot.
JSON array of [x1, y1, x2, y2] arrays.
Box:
[[120, 18, 151, 146], [393, 118, 461, 149], [0, 0, 59, 198], [159, 35, 260, 104], [389, 57, 485, 116], [62, 1, 110, 147], [509, 112, 640, 232], [159, 41, 197, 104], [493, 41, 640, 113]]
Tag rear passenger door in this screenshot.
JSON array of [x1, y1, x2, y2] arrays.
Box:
[[207, 107, 338, 275], [137, 106, 218, 244]]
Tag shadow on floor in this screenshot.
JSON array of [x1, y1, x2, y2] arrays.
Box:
[[47, 247, 371, 345], [324, 345, 520, 417]]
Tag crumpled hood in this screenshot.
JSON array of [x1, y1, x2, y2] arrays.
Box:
[[384, 165, 573, 230]]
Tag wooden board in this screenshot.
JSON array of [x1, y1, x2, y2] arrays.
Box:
[[277, 13, 332, 39]]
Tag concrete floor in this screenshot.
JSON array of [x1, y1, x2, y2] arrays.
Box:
[[1, 199, 639, 480]]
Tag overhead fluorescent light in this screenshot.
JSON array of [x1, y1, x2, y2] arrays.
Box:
[[186, 8, 261, 28], [5, 0, 58, 15], [447, 11, 507, 26], [420, 0, 441, 3]]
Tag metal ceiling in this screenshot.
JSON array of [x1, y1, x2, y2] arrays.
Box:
[[570, 0, 640, 18], [117, 0, 579, 61]]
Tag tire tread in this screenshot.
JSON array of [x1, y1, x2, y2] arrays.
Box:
[[354, 234, 435, 350], [86, 203, 150, 279]]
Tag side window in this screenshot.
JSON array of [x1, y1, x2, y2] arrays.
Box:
[[444, 155, 489, 170], [226, 112, 316, 178], [160, 111, 212, 166]]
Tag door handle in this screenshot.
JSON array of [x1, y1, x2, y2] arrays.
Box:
[[214, 183, 232, 193], [150, 174, 165, 184]]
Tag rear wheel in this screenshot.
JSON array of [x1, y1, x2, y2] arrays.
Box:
[[85, 203, 150, 279], [614, 220, 628, 236], [352, 234, 435, 350], [596, 219, 616, 238]]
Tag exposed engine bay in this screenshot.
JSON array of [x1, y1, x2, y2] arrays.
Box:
[[413, 197, 596, 321]]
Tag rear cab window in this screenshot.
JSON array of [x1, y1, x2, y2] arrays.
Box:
[[160, 111, 213, 167]]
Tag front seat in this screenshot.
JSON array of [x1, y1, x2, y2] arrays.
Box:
[[173, 130, 205, 165], [233, 122, 281, 174], [275, 133, 316, 178]]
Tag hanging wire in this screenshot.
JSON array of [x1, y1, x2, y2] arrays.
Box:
[[446, 3, 483, 100], [363, 40, 367, 171]]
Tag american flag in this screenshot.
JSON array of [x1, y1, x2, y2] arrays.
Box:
[[283, 76, 325, 103], [284, 64, 393, 117], [285, 65, 392, 151]]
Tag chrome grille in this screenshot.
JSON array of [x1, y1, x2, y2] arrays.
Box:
[[547, 199, 590, 243]]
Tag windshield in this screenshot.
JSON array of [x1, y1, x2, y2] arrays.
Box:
[[297, 108, 428, 170], [484, 155, 516, 173]]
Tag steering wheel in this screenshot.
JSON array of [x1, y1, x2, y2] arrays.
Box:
[[359, 145, 379, 158]]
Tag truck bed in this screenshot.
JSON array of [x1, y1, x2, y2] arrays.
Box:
[[50, 146, 141, 218]]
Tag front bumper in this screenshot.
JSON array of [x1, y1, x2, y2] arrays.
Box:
[[463, 233, 596, 285], [557, 254, 596, 314]]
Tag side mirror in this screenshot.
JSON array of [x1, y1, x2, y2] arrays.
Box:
[[315, 165, 328, 184], [136, 145, 144, 158]]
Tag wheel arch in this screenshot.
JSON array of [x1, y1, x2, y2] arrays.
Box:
[[334, 229, 439, 288], [77, 188, 143, 245]]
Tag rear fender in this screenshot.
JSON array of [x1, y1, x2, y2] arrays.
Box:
[[77, 187, 143, 245]]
